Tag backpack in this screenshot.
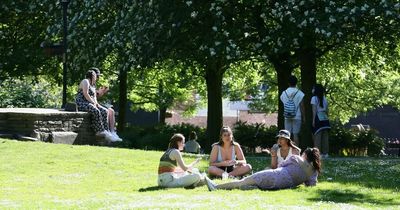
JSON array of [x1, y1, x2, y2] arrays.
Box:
[[283, 90, 299, 118]]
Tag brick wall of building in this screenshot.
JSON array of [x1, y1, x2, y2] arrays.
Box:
[[166, 110, 277, 128]]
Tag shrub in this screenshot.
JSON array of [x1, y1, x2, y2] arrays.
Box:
[[119, 121, 384, 157], [363, 130, 385, 156], [329, 122, 384, 156], [0, 77, 61, 108], [120, 123, 206, 151], [329, 121, 354, 155], [232, 121, 278, 151]]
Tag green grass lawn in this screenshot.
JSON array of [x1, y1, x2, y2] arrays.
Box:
[[1, 139, 399, 209]]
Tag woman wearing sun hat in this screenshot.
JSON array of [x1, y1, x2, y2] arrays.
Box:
[[270, 129, 301, 169]]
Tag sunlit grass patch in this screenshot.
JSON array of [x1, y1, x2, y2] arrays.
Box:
[[0, 139, 399, 209]]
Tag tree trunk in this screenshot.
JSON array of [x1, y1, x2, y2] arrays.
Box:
[[117, 69, 127, 132], [205, 62, 224, 152], [269, 54, 294, 130], [159, 106, 167, 125], [158, 82, 167, 124], [299, 47, 317, 148]]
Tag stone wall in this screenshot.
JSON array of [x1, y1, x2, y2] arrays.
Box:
[[0, 108, 105, 145]]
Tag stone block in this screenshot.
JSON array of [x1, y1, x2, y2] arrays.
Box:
[[0, 108, 101, 145], [50, 131, 78, 144], [19, 136, 39, 141]]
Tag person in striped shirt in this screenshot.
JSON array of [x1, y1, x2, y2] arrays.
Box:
[[158, 133, 208, 188]]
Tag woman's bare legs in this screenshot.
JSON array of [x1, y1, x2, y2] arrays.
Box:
[[108, 108, 115, 132], [216, 176, 258, 190], [107, 108, 122, 141], [229, 164, 252, 177], [208, 166, 225, 177], [208, 164, 253, 177]]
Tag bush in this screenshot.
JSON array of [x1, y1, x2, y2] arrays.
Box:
[[119, 122, 280, 152], [233, 121, 278, 151], [329, 121, 354, 155], [329, 122, 384, 156], [119, 123, 206, 151], [119, 121, 384, 157], [0, 77, 61, 108], [363, 130, 385, 156]]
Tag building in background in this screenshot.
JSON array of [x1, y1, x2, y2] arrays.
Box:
[[166, 99, 277, 128]]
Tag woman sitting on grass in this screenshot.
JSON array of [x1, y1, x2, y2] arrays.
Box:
[[206, 148, 321, 191], [208, 126, 252, 178], [158, 133, 206, 188], [269, 129, 301, 169]]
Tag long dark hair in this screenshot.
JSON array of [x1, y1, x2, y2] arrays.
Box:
[[285, 138, 296, 148], [168, 133, 185, 149], [85, 70, 95, 85], [189, 131, 197, 141], [304, 147, 321, 174], [218, 126, 237, 146], [313, 84, 325, 108]]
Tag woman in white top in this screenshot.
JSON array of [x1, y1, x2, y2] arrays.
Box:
[[270, 129, 301, 169], [208, 126, 252, 178], [311, 84, 331, 158]]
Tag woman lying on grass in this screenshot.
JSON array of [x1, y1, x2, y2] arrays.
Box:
[[158, 133, 209, 188], [206, 147, 321, 191]]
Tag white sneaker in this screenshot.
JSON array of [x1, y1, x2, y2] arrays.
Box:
[[102, 131, 115, 142], [96, 131, 108, 137], [205, 177, 217, 191], [111, 132, 123, 142]]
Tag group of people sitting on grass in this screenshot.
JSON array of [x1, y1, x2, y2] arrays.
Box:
[[158, 126, 321, 191]]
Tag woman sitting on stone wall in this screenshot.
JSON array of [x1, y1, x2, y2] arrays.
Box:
[[75, 70, 117, 142]]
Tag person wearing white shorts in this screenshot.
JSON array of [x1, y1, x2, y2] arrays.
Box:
[[280, 75, 305, 146]]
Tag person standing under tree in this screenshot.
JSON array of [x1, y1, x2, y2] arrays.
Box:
[[280, 75, 305, 146], [311, 84, 331, 158]]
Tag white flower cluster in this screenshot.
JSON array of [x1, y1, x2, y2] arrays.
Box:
[[191, 11, 198, 18]]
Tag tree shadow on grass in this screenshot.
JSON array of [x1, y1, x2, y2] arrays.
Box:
[[308, 189, 400, 206]]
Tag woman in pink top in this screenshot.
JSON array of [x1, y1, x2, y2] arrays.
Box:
[[206, 148, 321, 191]]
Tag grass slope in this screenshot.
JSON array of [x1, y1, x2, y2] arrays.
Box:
[[0, 139, 399, 209]]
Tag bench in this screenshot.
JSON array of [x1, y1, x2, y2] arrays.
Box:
[[384, 138, 400, 156], [0, 108, 108, 145]]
